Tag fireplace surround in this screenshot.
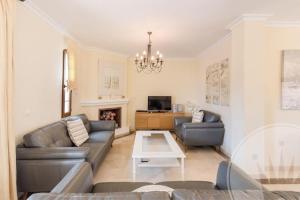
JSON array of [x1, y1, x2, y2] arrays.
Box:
[[80, 98, 130, 137]]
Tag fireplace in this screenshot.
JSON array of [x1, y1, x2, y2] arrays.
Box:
[[99, 107, 121, 128]]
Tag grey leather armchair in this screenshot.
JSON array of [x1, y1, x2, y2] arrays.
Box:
[[174, 110, 225, 147], [16, 114, 115, 193]]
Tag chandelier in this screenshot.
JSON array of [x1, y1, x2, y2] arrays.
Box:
[[135, 32, 164, 73]]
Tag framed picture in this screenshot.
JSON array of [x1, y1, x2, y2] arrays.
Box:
[[282, 50, 300, 110], [98, 59, 125, 97], [206, 58, 230, 106]]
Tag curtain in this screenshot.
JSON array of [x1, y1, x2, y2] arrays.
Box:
[[0, 0, 17, 199]]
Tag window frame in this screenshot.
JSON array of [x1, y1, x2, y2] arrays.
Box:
[[61, 49, 72, 118]]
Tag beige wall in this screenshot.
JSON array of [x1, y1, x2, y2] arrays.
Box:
[[72, 47, 129, 129], [266, 27, 300, 125], [198, 21, 300, 162], [197, 35, 233, 155], [127, 58, 200, 129], [14, 2, 65, 143]]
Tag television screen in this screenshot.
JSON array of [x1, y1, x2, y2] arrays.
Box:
[[148, 96, 172, 111]]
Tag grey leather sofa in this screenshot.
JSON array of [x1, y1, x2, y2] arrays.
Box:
[[16, 114, 115, 193], [174, 110, 225, 147], [28, 161, 300, 200]]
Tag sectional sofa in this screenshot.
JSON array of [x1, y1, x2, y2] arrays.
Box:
[[16, 114, 115, 193], [28, 161, 300, 200]]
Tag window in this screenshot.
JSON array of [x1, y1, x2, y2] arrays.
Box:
[[62, 49, 72, 118]]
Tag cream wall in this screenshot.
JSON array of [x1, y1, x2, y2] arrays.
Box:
[[198, 20, 300, 168], [265, 27, 300, 168], [127, 58, 200, 129], [72, 48, 129, 130], [266, 27, 300, 125], [14, 2, 65, 143], [197, 35, 233, 155]]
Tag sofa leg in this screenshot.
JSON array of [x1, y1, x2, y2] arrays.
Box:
[[20, 192, 29, 200], [184, 144, 188, 153], [215, 146, 221, 152]]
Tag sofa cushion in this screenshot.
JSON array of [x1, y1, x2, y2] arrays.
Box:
[[203, 111, 220, 123], [87, 131, 114, 143], [81, 142, 106, 171], [66, 114, 91, 133], [172, 189, 282, 200], [23, 121, 72, 148], [67, 119, 89, 147], [157, 181, 215, 190], [93, 182, 152, 193], [192, 111, 204, 123]]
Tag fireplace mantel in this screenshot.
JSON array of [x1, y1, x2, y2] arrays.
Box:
[[80, 98, 129, 107]]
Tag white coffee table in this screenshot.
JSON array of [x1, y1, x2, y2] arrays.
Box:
[[132, 131, 186, 180]]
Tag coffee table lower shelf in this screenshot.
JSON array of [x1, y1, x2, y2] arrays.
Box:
[[132, 157, 185, 180]]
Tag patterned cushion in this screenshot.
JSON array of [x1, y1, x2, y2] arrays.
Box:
[[192, 111, 204, 123], [67, 119, 89, 146]]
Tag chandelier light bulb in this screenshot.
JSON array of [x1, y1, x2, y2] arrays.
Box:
[[136, 53, 139, 57], [151, 56, 155, 60], [143, 51, 146, 55], [157, 51, 160, 55], [159, 54, 163, 58]]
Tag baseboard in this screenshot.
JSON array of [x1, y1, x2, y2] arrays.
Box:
[[258, 178, 300, 184], [213, 146, 231, 160]]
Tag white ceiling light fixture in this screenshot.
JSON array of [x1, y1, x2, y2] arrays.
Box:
[[135, 32, 164, 73]]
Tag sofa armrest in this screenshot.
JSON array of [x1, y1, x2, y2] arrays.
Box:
[[16, 147, 89, 160], [90, 120, 116, 132], [183, 122, 224, 129], [216, 161, 265, 190], [51, 162, 93, 193], [174, 116, 192, 129]]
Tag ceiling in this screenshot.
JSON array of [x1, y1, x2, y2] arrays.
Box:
[[29, 0, 300, 57]]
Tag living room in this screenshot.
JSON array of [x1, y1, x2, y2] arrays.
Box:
[[1, 0, 300, 199]]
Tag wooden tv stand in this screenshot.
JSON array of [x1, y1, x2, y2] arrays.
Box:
[[135, 111, 186, 130]]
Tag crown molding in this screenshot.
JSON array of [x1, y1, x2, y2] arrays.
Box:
[[21, 0, 82, 45], [226, 14, 273, 30], [266, 21, 300, 28]]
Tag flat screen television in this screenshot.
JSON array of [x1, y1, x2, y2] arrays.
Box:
[[148, 96, 172, 111]]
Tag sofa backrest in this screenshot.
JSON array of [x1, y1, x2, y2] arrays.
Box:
[[22, 114, 91, 148], [23, 121, 73, 148], [29, 192, 170, 200], [51, 162, 93, 193], [202, 110, 221, 123], [216, 161, 264, 191]]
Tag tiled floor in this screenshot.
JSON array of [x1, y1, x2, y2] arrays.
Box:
[[94, 133, 300, 192], [94, 133, 225, 183]]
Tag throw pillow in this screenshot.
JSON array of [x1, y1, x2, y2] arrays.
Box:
[[67, 119, 89, 146], [192, 110, 204, 123]]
